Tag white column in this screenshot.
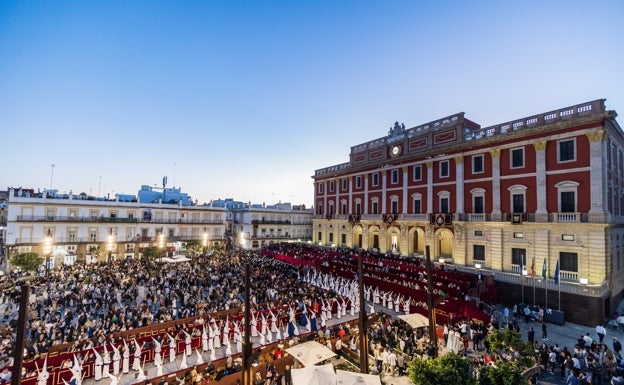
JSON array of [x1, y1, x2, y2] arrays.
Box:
[[426, 162, 434, 214], [587, 130, 608, 222], [455, 156, 464, 215], [490, 150, 502, 221], [534, 141, 548, 222], [364, 175, 369, 214], [381, 170, 387, 214], [402, 166, 409, 214]]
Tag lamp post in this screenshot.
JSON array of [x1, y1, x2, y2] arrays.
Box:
[[202, 232, 208, 263], [158, 233, 166, 264], [107, 234, 115, 264], [43, 231, 53, 279]]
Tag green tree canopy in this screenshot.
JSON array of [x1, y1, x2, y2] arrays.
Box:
[[142, 246, 164, 260], [408, 352, 476, 385], [486, 328, 536, 370], [11, 252, 44, 273], [478, 361, 528, 385]]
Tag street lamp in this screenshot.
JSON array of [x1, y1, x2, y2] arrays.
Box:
[[158, 233, 165, 263], [43, 230, 53, 279], [107, 233, 115, 264]]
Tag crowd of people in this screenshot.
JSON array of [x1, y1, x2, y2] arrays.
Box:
[[0, 249, 355, 372]]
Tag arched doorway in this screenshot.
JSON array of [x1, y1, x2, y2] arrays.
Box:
[[368, 225, 381, 251], [385, 225, 401, 253], [352, 225, 363, 248], [435, 228, 454, 260], [408, 227, 425, 256]]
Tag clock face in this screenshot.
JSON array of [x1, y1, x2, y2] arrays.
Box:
[[391, 146, 400, 156]]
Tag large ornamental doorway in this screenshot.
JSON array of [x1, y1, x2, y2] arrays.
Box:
[[408, 227, 425, 256], [386, 226, 401, 253], [435, 228, 454, 259], [352, 225, 363, 248]]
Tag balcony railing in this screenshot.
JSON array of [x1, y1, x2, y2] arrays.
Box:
[[252, 219, 292, 225], [15, 215, 223, 225]]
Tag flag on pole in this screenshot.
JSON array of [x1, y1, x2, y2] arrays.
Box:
[[519, 255, 524, 275], [542, 259, 547, 280], [554, 260, 560, 284], [530, 257, 536, 279]]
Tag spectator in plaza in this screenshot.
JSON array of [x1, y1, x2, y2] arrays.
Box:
[[542, 321, 548, 341], [597, 324, 607, 343], [528, 326, 535, 345], [613, 337, 622, 356]]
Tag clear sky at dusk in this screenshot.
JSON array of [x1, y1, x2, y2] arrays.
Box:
[[1, 1, 622, 207]]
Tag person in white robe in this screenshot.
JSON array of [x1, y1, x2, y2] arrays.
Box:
[[180, 349, 188, 369], [167, 333, 176, 363], [132, 339, 142, 371], [196, 349, 204, 365], [70, 355, 83, 385], [261, 313, 268, 335], [202, 325, 209, 352], [36, 357, 49, 385], [122, 340, 130, 374], [111, 344, 121, 375], [212, 323, 221, 349], [102, 345, 111, 379], [153, 337, 162, 367], [107, 373, 120, 385], [251, 313, 258, 337], [93, 348, 103, 381], [181, 329, 192, 356]]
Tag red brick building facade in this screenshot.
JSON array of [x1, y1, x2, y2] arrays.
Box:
[[312, 99, 624, 326]]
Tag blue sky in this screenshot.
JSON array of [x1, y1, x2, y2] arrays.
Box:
[[1, 1, 622, 207]]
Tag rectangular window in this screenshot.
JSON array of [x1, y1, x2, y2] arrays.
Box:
[[329, 181, 335, 192], [560, 252, 578, 272], [472, 155, 484, 173], [473, 245, 485, 261], [511, 248, 526, 266], [356, 176, 362, 189], [342, 178, 348, 191], [512, 194, 524, 213], [329, 204, 334, 216], [474, 196, 484, 213], [440, 198, 449, 214], [558, 139, 576, 162], [341, 233, 346, 244], [355, 202, 361, 215], [317, 183, 324, 193], [341, 203, 347, 215], [560, 191, 575, 212], [413, 165, 422, 181], [391, 201, 398, 214], [440, 160, 449, 178], [511, 148, 524, 168], [391, 169, 399, 184], [372, 201, 379, 215], [413, 199, 421, 214], [372, 173, 379, 186], [329, 233, 334, 243], [318, 231, 322, 242]]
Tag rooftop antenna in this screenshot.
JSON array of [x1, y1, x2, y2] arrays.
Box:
[[49, 164, 55, 191]]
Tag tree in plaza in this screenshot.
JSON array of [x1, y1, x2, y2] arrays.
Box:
[[485, 328, 536, 370], [185, 240, 201, 256], [478, 361, 527, 385], [10, 252, 44, 275], [408, 352, 476, 385], [479, 328, 535, 385], [142, 246, 164, 261]]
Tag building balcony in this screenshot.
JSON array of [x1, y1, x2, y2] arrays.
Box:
[[251, 219, 292, 225], [14, 215, 223, 225]]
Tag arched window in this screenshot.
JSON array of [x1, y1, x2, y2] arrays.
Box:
[[508, 185, 527, 213]]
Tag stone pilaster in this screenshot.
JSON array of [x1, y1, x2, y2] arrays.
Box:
[[587, 130, 608, 222], [533, 141, 548, 222], [455, 155, 464, 216], [402, 166, 409, 214], [426, 162, 434, 214], [490, 150, 502, 221]]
